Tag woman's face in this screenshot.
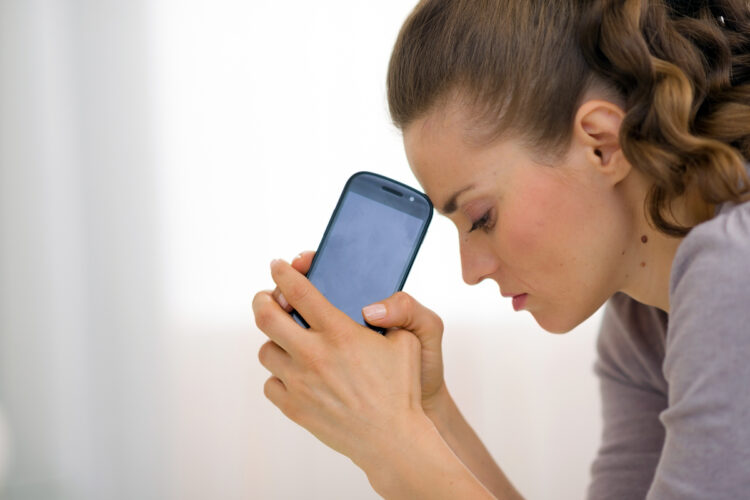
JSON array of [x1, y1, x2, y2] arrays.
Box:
[[403, 102, 637, 333]]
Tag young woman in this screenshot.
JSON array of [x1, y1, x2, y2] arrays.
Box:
[[253, 0, 750, 498]]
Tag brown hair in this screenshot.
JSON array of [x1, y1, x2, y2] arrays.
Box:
[[387, 0, 750, 237]]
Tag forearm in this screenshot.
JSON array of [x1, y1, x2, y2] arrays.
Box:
[[359, 411, 498, 500], [423, 385, 524, 500]]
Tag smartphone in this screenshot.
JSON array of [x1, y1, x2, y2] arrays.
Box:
[[291, 171, 433, 334]]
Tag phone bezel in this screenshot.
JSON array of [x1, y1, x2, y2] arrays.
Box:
[[291, 171, 433, 334]]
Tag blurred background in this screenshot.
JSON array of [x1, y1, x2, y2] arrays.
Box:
[[0, 1, 605, 499]]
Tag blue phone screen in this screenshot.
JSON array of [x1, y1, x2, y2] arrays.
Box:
[[305, 190, 425, 327]]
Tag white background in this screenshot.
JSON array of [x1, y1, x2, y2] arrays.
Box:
[[1, 1, 604, 498]]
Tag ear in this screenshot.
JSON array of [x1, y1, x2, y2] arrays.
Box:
[[573, 99, 630, 185]]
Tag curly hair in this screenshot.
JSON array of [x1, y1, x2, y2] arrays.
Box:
[[387, 0, 750, 236]]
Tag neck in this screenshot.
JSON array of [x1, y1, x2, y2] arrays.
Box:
[[619, 226, 682, 313], [618, 176, 714, 313]]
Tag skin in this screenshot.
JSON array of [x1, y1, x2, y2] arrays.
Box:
[[403, 89, 712, 330], [254, 88, 716, 498]]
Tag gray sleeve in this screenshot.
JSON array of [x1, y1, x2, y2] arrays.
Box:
[[587, 293, 668, 500], [646, 204, 750, 499]]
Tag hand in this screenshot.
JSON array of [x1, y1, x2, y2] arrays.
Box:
[[271, 252, 448, 414], [253, 258, 431, 471], [361, 291, 447, 416]]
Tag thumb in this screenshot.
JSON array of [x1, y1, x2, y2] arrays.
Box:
[[362, 292, 443, 344], [291, 250, 315, 274]]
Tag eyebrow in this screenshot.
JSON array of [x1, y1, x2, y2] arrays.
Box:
[[440, 185, 475, 214]]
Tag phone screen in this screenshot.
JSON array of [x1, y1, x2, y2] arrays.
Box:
[[292, 172, 432, 331]]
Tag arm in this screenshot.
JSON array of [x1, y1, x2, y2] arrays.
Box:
[[420, 385, 524, 500], [645, 210, 750, 499], [257, 260, 508, 500], [587, 292, 669, 500], [360, 410, 500, 500], [359, 290, 523, 499]]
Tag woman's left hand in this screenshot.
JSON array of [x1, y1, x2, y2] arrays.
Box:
[[252, 258, 430, 471]]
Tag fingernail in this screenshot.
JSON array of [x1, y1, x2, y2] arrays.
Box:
[[362, 304, 386, 321], [276, 292, 289, 309], [293, 253, 303, 262]]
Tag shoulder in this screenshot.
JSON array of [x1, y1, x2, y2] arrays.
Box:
[[663, 195, 750, 357], [666, 198, 750, 369], [670, 198, 750, 300], [647, 199, 750, 497], [666, 199, 750, 358]]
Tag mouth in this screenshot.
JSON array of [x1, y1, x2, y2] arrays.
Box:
[[500, 287, 529, 311], [511, 293, 528, 311]]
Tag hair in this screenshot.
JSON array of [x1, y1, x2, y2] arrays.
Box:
[[387, 0, 750, 237]]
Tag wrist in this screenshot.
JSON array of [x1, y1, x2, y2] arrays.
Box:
[[357, 408, 495, 500], [354, 408, 436, 483], [422, 383, 455, 432]]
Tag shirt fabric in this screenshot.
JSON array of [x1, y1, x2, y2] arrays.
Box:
[[586, 182, 750, 499]]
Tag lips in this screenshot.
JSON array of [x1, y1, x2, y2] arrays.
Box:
[[500, 287, 529, 311], [512, 293, 528, 311]]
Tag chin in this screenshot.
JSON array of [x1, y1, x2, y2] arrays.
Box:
[[530, 310, 584, 334]]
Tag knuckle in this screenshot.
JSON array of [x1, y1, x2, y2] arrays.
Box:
[[263, 376, 275, 399], [395, 329, 420, 351], [254, 310, 273, 332], [264, 377, 297, 420], [263, 376, 281, 405], [257, 340, 273, 366], [394, 291, 413, 308], [253, 299, 274, 331], [432, 312, 445, 333], [287, 281, 310, 304], [251, 291, 266, 311], [396, 292, 418, 326], [406, 330, 421, 348]]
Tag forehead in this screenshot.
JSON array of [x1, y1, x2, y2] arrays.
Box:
[[403, 103, 529, 208], [403, 104, 483, 194]]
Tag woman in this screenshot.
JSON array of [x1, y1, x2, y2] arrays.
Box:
[[253, 0, 750, 498]]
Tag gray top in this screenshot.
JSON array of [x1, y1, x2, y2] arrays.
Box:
[[586, 189, 750, 499]]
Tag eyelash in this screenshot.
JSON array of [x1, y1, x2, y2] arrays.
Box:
[[469, 209, 495, 233]]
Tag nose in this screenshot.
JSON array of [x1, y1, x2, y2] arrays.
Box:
[[459, 236, 500, 285]]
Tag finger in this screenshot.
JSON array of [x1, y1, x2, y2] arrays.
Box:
[[258, 339, 294, 383], [252, 290, 310, 357], [272, 287, 293, 313], [263, 375, 291, 416], [291, 251, 315, 274], [361, 291, 444, 345], [271, 251, 316, 313], [269, 258, 344, 331]]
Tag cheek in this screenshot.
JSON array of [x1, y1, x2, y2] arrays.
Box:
[[500, 186, 570, 260], [497, 178, 596, 290]]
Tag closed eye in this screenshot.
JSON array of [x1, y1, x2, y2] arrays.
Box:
[[469, 210, 494, 233]]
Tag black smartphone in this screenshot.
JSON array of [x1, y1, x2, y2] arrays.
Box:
[[291, 171, 433, 334]]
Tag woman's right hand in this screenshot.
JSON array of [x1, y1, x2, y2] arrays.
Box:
[[271, 250, 448, 415], [361, 289, 447, 416]]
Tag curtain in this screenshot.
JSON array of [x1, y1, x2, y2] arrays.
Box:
[[0, 1, 166, 498]]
